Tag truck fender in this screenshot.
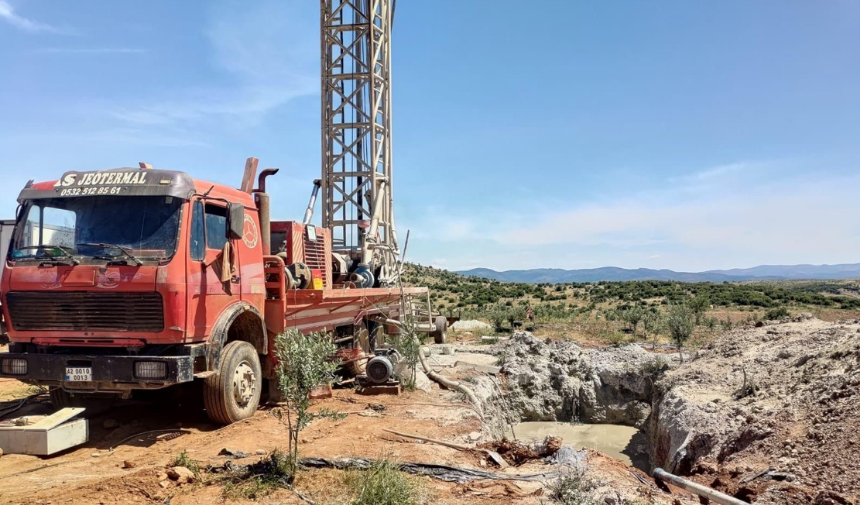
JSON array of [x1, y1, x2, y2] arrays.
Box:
[[206, 302, 267, 372]]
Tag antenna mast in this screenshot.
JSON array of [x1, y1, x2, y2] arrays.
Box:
[[321, 0, 399, 286]]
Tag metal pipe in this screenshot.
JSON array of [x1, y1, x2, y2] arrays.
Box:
[[361, 180, 387, 264], [302, 180, 322, 225], [652, 468, 748, 505], [256, 193, 271, 255], [256, 168, 279, 194], [254, 168, 279, 255]]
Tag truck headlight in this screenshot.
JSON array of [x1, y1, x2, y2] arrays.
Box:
[[134, 361, 167, 379], [1, 358, 27, 375]]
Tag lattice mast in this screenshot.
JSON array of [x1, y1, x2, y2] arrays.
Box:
[[321, 0, 399, 285]]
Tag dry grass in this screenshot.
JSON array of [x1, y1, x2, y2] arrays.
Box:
[[343, 459, 424, 505]]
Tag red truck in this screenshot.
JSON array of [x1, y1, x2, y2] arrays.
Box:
[[0, 163, 436, 424]]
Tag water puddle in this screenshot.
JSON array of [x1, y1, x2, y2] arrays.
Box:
[[513, 422, 649, 470]]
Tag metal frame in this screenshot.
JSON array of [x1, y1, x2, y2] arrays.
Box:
[[321, 0, 398, 282]]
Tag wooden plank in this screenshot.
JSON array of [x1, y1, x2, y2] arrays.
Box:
[[240, 157, 259, 193]]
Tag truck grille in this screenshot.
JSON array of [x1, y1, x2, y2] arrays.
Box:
[[6, 291, 164, 332]]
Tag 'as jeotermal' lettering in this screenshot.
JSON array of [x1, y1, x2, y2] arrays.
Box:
[[55, 172, 148, 187]]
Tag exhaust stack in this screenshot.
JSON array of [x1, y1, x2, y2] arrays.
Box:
[[254, 168, 279, 254]]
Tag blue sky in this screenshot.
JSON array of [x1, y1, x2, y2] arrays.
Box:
[[1, 1, 859, 272]]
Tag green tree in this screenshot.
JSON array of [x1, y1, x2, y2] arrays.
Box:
[[642, 311, 665, 350], [507, 305, 527, 332], [620, 306, 645, 336], [666, 303, 695, 363], [274, 329, 340, 478], [689, 295, 710, 325], [488, 304, 507, 331], [389, 322, 421, 390]]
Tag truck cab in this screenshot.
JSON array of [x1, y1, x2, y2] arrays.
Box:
[[0, 167, 269, 424]]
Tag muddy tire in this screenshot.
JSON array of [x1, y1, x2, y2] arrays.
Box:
[[432, 315, 448, 344], [203, 341, 262, 425]]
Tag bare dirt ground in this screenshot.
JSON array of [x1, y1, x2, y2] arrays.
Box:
[[13, 315, 853, 505], [0, 348, 696, 505]]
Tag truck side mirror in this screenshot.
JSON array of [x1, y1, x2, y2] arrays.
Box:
[[227, 203, 245, 239]]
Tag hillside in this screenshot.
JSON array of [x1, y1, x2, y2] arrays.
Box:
[[403, 263, 860, 342], [457, 263, 860, 284]]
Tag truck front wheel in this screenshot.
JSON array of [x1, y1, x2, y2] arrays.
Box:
[[203, 341, 262, 425]]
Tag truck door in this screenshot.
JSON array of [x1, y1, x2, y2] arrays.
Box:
[[186, 199, 241, 340]]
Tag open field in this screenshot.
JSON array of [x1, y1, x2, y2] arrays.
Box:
[[404, 263, 860, 346]]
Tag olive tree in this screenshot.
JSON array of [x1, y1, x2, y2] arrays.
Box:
[[688, 295, 710, 325], [274, 329, 339, 478], [642, 311, 665, 351], [507, 305, 527, 332], [389, 321, 421, 390], [665, 303, 695, 363], [621, 306, 646, 336]]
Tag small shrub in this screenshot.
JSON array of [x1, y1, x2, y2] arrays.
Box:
[[172, 450, 200, 474], [222, 450, 293, 501], [224, 476, 279, 501], [764, 306, 790, 320], [345, 459, 421, 505], [600, 328, 629, 346], [315, 407, 347, 421], [640, 355, 669, 381], [705, 316, 718, 330], [550, 469, 600, 505]]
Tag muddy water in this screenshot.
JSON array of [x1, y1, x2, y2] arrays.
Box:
[[514, 422, 649, 470]]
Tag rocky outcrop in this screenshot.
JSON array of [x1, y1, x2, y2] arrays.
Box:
[[495, 333, 660, 427], [487, 320, 860, 504], [647, 318, 860, 504]]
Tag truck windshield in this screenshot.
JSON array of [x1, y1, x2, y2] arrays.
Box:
[[10, 196, 182, 262]]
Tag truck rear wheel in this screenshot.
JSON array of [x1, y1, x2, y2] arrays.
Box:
[[203, 341, 262, 425]]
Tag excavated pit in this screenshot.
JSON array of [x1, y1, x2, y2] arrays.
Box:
[[472, 319, 860, 505], [471, 332, 663, 472]]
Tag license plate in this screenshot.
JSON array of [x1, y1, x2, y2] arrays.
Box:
[[65, 367, 92, 382]]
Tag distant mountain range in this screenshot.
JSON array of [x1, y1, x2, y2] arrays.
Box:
[[456, 263, 860, 284]]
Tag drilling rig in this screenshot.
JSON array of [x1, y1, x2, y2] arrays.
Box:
[[319, 0, 400, 289], [0, 0, 446, 425]]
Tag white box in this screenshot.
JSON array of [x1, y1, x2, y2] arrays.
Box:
[[0, 408, 88, 456]]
